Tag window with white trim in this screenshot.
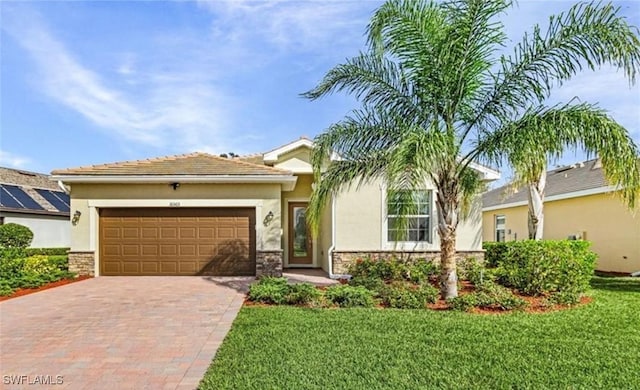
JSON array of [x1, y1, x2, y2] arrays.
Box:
[[495, 215, 506, 242], [387, 190, 432, 242]]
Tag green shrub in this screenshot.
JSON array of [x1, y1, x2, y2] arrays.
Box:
[[348, 257, 410, 281], [0, 257, 26, 287], [325, 285, 375, 308], [349, 276, 386, 293], [407, 259, 439, 284], [460, 257, 494, 287], [0, 248, 27, 260], [447, 294, 479, 312], [248, 277, 290, 304], [379, 282, 438, 309], [495, 240, 596, 296], [547, 291, 581, 306], [22, 255, 59, 275], [0, 223, 34, 249], [483, 242, 509, 267], [349, 257, 438, 284], [286, 283, 322, 305], [448, 281, 526, 312], [47, 256, 69, 271], [0, 281, 14, 296], [24, 248, 69, 256]]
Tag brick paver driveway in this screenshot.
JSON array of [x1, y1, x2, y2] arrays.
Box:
[[0, 276, 251, 389]]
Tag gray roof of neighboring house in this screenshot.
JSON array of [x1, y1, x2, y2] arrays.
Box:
[[483, 158, 608, 208], [0, 167, 70, 216]]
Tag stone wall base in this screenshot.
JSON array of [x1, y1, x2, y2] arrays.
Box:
[[256, 250, 284, 277], [68, 251, 95, 276], [332, 250, 485, 275]]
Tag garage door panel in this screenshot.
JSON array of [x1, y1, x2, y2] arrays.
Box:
[[179, 227, 196, 239], [141, 228, 158, 239], [123, 262, 140, 273], [160, 227, 178, 239], [100, 208, 255, 276], [122, 228, 139, 239], [160, 245, 177, 256], [122, 245, 139, 256], [141, 245, 159, 256]]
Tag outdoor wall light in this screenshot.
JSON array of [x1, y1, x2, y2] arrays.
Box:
[[72, 210, 82, 226], [263, 211, 274, 226], [170, 182, 181, 190]]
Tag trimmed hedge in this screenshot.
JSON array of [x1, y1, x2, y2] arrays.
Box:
[[24, 248, 69, 256], [0, 223, 33, 249], [488, 240, 597, 296]]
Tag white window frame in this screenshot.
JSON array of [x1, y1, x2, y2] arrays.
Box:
[[495, 214, 506, 242], [384, 189, 434, 249]]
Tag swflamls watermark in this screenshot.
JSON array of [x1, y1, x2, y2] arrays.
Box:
[[3, 375, 64, 386]]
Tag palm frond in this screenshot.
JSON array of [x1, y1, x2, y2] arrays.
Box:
[[471, 1, 640, 134], [475, 102, 640, 208], [301, 54, 423, 122]]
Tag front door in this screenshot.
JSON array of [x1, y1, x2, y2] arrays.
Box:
[[288, 202, 312, 265]]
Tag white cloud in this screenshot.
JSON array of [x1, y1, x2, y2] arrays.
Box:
[[1, 5, 236, 154], [196, 0, 368, 53], [0, 150, 31, 169]]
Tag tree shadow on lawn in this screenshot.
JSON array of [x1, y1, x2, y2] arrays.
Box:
[[590, 276, 640, 293]]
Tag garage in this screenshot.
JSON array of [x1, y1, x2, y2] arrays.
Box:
[[99, 207, 256, 276]]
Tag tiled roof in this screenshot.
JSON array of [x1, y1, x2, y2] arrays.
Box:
[[483, 158, 608, 208], [0, 167, 59, 190], [51, 152, 292, 176]]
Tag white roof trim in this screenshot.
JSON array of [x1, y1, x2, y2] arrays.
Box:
[[482, 185, 616, 211], [466, 161, 500, 181], [263, 138, 314, 162], [51, 174, 298, 191]]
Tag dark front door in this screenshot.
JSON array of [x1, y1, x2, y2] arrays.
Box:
[[288, 202, 312, 265]]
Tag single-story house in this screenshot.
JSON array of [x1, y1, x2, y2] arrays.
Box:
[[482, 158, 640, 274], [0, 167, 71, 248], [51, 138, 499, 277]]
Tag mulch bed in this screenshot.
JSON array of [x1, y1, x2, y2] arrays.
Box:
[[0, 276, 93, 302], [243, 279, 592, 314]]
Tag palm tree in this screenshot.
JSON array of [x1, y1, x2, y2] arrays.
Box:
[[302, 0, 640, 299], [495, 104, 640, 240]]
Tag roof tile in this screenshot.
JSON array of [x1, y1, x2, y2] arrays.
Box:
[[483, 158, 609, 208], [51, 152, 292, 176]]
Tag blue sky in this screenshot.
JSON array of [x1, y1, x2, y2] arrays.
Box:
[[1, 0, 639, 180]]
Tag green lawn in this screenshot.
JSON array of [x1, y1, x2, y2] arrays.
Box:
[[200, 277, 640, 389]]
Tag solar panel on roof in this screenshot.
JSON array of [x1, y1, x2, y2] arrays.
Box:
[[51, 191, 70, 207], [0, 185, 26, 209], [35, 189, 70, 213], [3, 185, 44, 210]]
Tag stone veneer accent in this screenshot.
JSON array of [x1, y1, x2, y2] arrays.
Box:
[[68, 251, 95, 276], [332, 250, 485, 275], [256, 250, 284, 277]]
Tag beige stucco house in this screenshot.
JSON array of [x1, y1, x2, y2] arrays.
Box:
[[482, 159, 640, 274], [52, 138, 499, 277]]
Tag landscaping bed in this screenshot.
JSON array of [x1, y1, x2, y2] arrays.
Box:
[[246, 240, 597, 313], [0, 275, 91, 302]]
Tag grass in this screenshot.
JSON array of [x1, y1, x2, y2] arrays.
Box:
[[199, 276, 640, 389]]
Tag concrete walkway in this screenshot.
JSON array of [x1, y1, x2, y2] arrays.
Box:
[[0, 276, 251, 390]]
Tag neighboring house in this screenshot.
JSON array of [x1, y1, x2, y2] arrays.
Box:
[[51, 138, 499, 277], [482, 159, 640, 274], [0, 167, 71, 248]]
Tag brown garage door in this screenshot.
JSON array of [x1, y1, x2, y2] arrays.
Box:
[[99, 208, 255, 276]]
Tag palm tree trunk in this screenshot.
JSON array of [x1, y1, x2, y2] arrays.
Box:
[[436, 183, 459, 299], [527, 169, 546, 240]]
